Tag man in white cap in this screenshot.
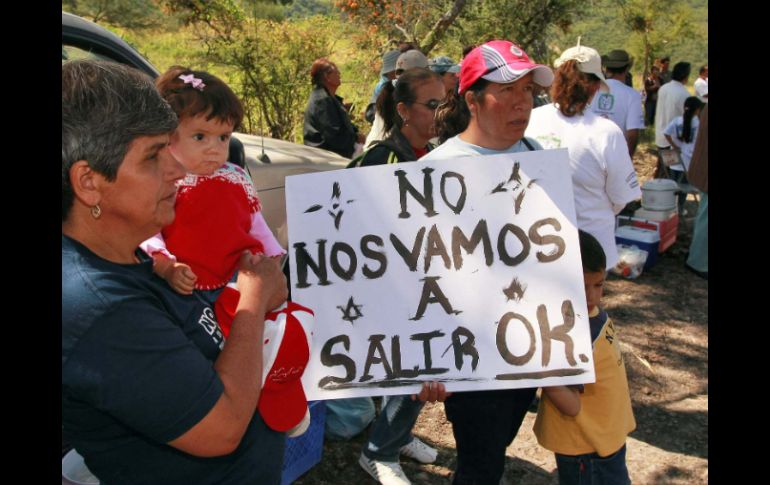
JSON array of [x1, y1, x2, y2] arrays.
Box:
[[590, 49, 645, 157], [365, 49, 429, 149]]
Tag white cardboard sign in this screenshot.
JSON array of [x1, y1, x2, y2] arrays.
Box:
[[286, 149, 595, 400]]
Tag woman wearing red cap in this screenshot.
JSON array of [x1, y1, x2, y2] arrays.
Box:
[[421, 40, 554, 485]]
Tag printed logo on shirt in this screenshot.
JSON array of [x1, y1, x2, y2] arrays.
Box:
[[626, 172, 639, 189], [198, 307, 225, 350], [597, 93, 615, 111]]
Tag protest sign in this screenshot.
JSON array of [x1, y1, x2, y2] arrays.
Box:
[[286, 149, 595, 400]]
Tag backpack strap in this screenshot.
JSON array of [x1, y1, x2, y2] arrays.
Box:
[[346, 138, 402, 168], [521, 137, 535, 151]]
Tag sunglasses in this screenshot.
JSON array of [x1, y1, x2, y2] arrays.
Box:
[[413, 99, 442, 110]]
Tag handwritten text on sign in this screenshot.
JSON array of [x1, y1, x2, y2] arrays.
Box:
[[286, 149, 595, 400]]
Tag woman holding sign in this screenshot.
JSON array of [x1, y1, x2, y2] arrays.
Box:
[[350, 67, 449, 485], [422, 40, 554, 485]]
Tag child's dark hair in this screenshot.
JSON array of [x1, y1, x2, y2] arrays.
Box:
[[433, 78, 490, 143], [679, 96, 704, 144], [578, 229, 606, 273], [156, 66, 244, 129], [376, 68, 442, 134]]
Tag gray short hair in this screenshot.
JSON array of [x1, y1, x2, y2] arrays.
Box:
[[62, 60, 178, 221]]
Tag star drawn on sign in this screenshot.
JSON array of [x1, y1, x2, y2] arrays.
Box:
[[337, 296, 363, 324], [489, 162, 538, 215], [304, 181, 356, 230], [503, 276, 527, 302]]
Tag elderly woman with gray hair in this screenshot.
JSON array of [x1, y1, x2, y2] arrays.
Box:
[[62, 60, 288, 484], [303, 57, 365, 158]]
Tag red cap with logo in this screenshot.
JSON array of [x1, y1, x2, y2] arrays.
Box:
[[458, 40, 554, 95]]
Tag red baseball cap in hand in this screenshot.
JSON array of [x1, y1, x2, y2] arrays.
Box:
[[257, 301, 315, 432]]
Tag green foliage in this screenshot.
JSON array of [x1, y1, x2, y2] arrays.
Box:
[[333, 0, 469, 55], [548, 0, 707, 80], [285, 0, 335, 18], [63, 0, 165, 29], [114, 0, 706, 140], [451, 0, 585, 62]]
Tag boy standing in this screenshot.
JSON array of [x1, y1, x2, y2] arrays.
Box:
[[535, 230, 636, 484]]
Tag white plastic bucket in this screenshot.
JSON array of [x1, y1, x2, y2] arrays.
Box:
[[641, 178, 678, 211], [62, 449, 100, 485]]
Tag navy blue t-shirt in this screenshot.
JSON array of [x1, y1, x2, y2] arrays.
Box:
[[62, 235, 285, 484]]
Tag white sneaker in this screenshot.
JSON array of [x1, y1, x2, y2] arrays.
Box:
[[358, 452, 411, 485], [399, 436, 437, 464]]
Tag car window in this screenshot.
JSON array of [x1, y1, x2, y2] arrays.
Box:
[[62, 44, 117, 64]]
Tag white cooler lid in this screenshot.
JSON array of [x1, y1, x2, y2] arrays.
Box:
[[615, 225, 660, 243]]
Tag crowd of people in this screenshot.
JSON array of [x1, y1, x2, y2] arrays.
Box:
[[63, 36, 708, 485]]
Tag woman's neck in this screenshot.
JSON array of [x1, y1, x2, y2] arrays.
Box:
[[323, 83, 338, 96], [459, 123, 519, 151], [400, 125, 429, 151], [63, 214, 142, 264]]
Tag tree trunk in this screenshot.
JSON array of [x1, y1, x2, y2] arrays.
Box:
[[419, 0, 468, 54]]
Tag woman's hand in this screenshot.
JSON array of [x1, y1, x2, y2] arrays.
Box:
[[412, 381, 451, 403], [236, 251, 288, 315]]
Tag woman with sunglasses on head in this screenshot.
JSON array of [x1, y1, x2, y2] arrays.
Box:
[[348, 66, 447, 485], [421, 40, 554, 485], [351, 67, 445, 169]]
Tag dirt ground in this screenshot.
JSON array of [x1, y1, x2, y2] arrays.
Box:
[[296, 145, 708, 485]]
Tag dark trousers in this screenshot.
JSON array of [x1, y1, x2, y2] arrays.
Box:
[[444, 387, 537, 485], [644, 100, 656, 126]]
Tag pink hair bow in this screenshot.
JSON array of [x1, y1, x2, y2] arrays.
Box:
[[179, 74, 206, 91]]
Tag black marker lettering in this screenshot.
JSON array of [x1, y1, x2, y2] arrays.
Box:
[[360, 334, 393, 382], [395, 168, 437, 218], [440, 171, 467, 214], [294, 240, 331, 288], [496, 311, 536, 366], [451, 326, 479, 371], [361, 235, 387, 279], [424, 224, 452, 272], [497, 224, 530, 266], [451, 220, 493, 270], [411, 276, 461, 321], [330, 242, 357, 281], [390, 227, 426, 272], [411, 330, 449, 375], [538, 300, 577, 367], [318, 335, 355, 387], [529, 218, 566, 263]]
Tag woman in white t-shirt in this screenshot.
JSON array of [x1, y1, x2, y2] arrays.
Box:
[[525, 41, 642, 270], [663, 96, 704, 213]]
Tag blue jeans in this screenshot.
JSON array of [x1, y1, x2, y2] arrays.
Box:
[[555, 444, 631, 485], [362, 395, 425, 461], [687, 192, 708, 272]]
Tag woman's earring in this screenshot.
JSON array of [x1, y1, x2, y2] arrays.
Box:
[[91, 204, 102, 219]]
